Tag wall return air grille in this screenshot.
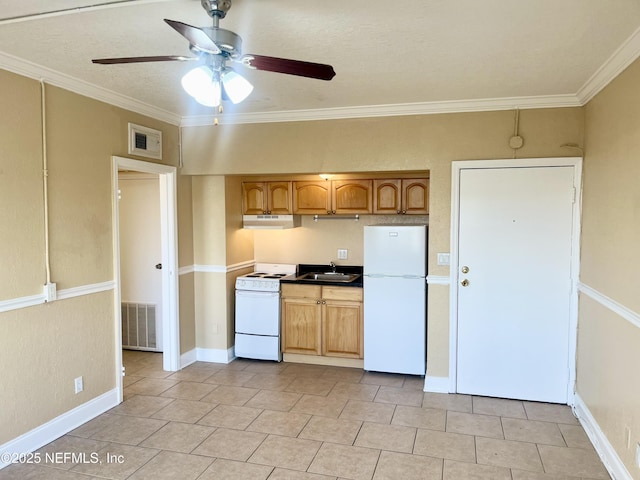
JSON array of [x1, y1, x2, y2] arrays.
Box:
[[121, 302, 158, 351], [128, 123, 162, 160]]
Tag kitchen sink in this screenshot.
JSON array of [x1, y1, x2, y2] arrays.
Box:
[[298, 272, 361, 283]]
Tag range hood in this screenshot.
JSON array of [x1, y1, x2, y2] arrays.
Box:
[[242, 214, 301, 229]]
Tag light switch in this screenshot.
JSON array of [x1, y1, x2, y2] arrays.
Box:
[[337, 249, 348, 260], [437, 253, 450, 266]]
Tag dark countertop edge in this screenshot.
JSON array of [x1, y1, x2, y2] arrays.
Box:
[[282, 264, 364, 288]]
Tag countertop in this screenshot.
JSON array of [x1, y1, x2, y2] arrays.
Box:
[[281, 264, 363, 288]]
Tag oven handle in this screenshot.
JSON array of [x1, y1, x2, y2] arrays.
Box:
[[236, 290, 280, 298]]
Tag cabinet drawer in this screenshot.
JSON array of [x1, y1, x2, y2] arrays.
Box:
[[321, 286, 363, 301], [281, 284, 321, 299]]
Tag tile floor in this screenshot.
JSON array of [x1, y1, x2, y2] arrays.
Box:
[[0, 350, 611, 480]]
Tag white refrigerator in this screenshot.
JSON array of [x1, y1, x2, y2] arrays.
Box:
[[363, 224, 427, 375]]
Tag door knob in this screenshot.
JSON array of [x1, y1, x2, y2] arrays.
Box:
[[461, 266, 469, 274], [155, 263, 162, 270], [460, 279, 469, 287]]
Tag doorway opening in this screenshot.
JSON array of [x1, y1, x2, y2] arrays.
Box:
[[112, 156, 180, 402]]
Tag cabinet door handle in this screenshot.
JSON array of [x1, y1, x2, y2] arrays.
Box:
[[316, 300, 321, 304], [322, 301, 326, 304]]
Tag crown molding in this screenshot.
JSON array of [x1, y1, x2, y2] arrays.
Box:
[[0, 51, 181, 126], [4, 21, 640, 128], [180, 94, 582, 126], [577, 25, 640, 104]]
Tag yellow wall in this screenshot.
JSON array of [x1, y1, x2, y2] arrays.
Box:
[[177, 173, 196, 353], [190, 176, 254, 352], [182, 107, 585, 377], [224, 177, 254, 347], [579, 57, 640, 477], [0, 69, 191, 444], [0, 71, 44, 299]]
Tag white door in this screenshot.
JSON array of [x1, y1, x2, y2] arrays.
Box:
[[455, 165, 576, 403]]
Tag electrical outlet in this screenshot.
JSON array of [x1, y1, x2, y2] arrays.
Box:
[[74, 376, 83, 394], [337, 249, 348, 260]]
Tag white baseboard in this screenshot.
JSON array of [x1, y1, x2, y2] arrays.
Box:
[[424, 375, 450, 393], [196, 347, 236, 364], [180, 349, 197, 368], [0, 388, 119, 470], [573, 393, 632, 480]]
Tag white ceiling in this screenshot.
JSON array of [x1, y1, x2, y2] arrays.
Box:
[[1, 0, 640, 125]]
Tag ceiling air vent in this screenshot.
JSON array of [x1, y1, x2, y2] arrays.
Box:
[[128, 123, 162, 160]]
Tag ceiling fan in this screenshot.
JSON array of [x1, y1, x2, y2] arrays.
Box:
[[92, 0, 336, 107]]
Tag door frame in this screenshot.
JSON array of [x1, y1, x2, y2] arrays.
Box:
[[112, 156, 180, 401], [449, 157, 582, 404]]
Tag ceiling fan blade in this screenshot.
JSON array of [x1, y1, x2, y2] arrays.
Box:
[[164, 19, 221, 54], [92, 55, 196, 64], [240, 54, 336, 81]]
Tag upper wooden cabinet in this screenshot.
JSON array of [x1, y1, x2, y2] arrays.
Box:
[[373, 178, 429, 215], [244, 176, 428, 216], [332, 179, 373, 214], [291, 181, 331, 215], [293, 179, 373, 215], [242, 181, 292, 215]]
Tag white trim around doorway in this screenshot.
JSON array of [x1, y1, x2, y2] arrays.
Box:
[[111, 156, 180, 403], [448, 157, 583, 403]]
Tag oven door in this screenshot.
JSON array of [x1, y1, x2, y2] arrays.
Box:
[[235, 290, 280, 336]]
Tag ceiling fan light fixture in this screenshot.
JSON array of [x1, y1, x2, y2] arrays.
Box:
[[181, 65, 221, 107], [221, 68, 254, 104]]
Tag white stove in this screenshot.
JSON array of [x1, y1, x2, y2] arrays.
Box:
[[234, 263, 296, 361]]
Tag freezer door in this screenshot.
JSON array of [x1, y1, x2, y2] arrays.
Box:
[[364, 275, 426, 375], [364, 225, 426, 276], [235, 290, 280, 335]]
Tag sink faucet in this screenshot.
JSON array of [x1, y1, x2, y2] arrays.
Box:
[[329, 261, 336, 272]]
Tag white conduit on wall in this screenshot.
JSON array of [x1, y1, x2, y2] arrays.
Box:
[[41, 80, 52, 286]]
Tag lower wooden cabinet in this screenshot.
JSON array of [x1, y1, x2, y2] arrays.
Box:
[[281, 284, 363, 359], [281, 293, 322, 355]]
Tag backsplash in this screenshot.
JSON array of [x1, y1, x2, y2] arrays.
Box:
[[253, 214, 428, 266]]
